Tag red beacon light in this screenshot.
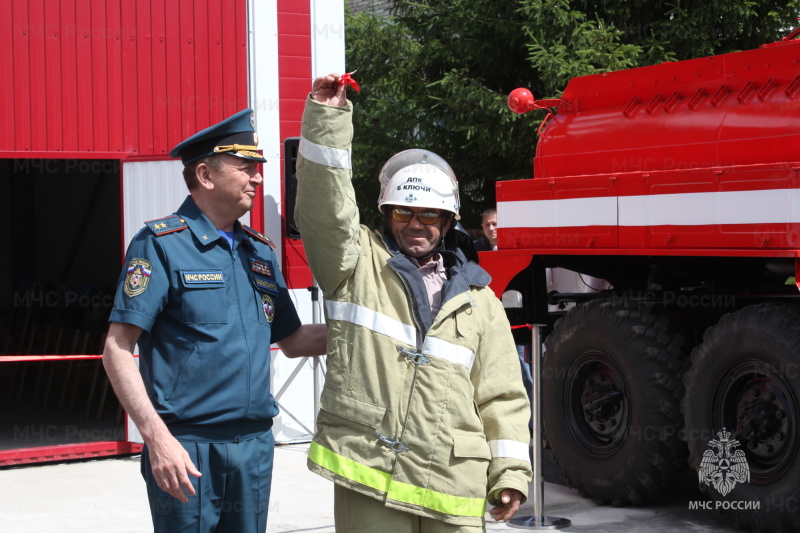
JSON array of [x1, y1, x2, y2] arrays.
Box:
[[508, 88, 536, 114], [508, 87, 563, 114], [508, 88, 563, 135]]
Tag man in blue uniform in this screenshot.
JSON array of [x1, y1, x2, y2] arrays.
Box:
[[103, 109, 326, 533]]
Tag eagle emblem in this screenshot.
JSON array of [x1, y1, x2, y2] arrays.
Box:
[[699, 428, 750, 496]]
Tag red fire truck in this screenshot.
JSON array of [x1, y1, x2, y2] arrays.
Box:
[[0, 0, 341, 466], [481, 30, 800, 532]]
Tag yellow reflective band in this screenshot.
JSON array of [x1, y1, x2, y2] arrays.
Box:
[[308, 442, 487, 518], [387, 479, 487, 517], [309, 441, 391, 492]]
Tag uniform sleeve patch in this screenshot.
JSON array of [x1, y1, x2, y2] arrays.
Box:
[[125, 259, 153, 297], [145, 215, 189, 236]]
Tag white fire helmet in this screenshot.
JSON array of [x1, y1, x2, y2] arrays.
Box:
[[377, 149, 460, 220]]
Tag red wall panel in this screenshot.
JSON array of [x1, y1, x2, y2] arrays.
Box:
[[90, 0, 109, 152], [106, 0, 124, 153], [278, 0, 313, 289], [60, 0, 78, 151], [27, 0, 47, 151], [207, 0, 224, 126], [150, 0, 168, 155], [163, 0, 182, 154], [0, 7, 13, 141], [12, 1, 32, 151], [277, 2, 311, 141], [76, 0, 94, 151], [191, 0, 210, 130], [2, 0, 249, 157]]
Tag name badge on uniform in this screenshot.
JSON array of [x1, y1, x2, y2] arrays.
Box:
[[125, 258, 152, 297], [251, 274, 279, 294], [182, 270, 225, 286], [249, 258, 273, 278]]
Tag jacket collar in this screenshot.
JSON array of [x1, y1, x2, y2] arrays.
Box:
[[381, 229, 490, 289], [176, 196, 248, 250], [441, 248, 491, 288]]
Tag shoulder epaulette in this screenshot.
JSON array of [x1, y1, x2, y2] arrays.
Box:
[[145, 215, 189, 236], [243, 225, 276, 248]]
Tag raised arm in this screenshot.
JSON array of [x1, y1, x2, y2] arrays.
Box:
[[295, 74, 363, 295]]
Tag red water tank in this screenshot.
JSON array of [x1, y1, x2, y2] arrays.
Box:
[[534, 38, 800, 180]]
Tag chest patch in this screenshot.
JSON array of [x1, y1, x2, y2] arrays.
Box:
[[251, 274, 279, 294], [125, 259, 152, 297], [249, 258, 273, 278], [261, 294, 275, 323], [181, 270, 225, 285]]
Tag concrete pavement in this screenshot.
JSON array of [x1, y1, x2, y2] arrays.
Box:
[[0, 443, 742, 533]]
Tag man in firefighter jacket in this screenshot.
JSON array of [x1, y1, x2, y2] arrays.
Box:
[[295, 74, 532, 531]]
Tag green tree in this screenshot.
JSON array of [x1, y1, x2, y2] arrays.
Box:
[[345, 0, 799, 229]]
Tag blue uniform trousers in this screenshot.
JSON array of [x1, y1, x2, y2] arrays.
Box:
[[142, 429, 274, 533]]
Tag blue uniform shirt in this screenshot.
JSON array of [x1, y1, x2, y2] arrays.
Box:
[[109, 196, 301, 442]]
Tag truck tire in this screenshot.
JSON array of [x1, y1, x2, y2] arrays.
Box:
[[542, 298, 688, 505], [682, 303, 800, 533]]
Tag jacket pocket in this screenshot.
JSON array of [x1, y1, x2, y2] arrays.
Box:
[[179, 270, 228, 324], [454, 307, 480, 353], [325, 338, 352, 390], [452, 432, 492, 460], [319, 388, 386, 431], [449, 432, 492, 496]]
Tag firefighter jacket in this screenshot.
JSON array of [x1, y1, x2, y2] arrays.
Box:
[[295, 96, 532, 526]]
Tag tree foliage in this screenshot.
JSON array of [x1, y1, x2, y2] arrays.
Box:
[[345, 0, 799, 229]]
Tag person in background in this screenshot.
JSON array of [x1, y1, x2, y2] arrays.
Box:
[[295, 73, 532, 532], [473, 207, 497, 251], [102, 109, 327, 533]]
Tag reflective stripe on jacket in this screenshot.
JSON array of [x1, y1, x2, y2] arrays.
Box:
[[295, 96, 532, 526]]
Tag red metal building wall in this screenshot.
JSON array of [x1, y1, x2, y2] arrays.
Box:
[[1, 0, 249, 157], [278, 0, 312, 139], [278, 0, 314, 289], [0, 0, 251, 466]]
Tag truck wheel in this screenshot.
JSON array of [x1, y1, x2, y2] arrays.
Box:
[[682, 303, 800, 533], [542, 298, 687, 505]]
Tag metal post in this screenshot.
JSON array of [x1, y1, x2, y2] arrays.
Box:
[[508, 324, 571, 530]]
